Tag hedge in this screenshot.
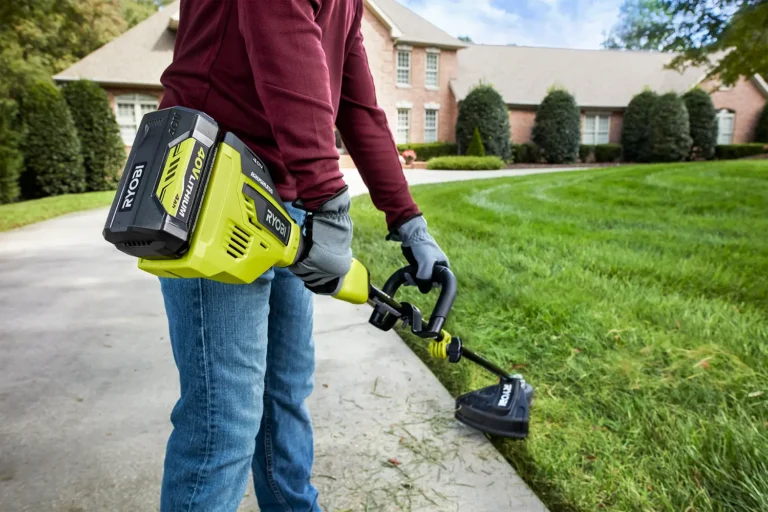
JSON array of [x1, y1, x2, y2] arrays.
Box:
[[0, 99, 23, 203], [682, 88, 717, 160], [755, 103, 768, 142], [580, 145, 595, 162], [649, 92, 692, 163], [594, 144, 622, 163], [19, 81, 84, 198], [63, 80, 125, 191], [715, 144, 768, 160], [427, 156, 505, 170], [455, 84, 512, 160], [622, 90, 657, 162], [466, 127, 486, 157], [532, 87, 581, 164], [513, 142, 542, 164], [396, 142, 457, 161]]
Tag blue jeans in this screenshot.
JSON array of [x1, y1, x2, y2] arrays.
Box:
[[159, 204, 320, 512]]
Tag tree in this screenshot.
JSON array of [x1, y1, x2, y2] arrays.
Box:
[[458, 36, 474, 43], [604, 0, 768, 86], [532, 87, 581, 164], [456, 84, 512, 160], [0, 99, 23, 203], [122, 0, 175, 28], [63, 80, 125, 191], [649, 92, 692, 162], [622, 90, 658, 162], [755, 103, 768, 142], [682, 88, 717, 159], [465, 127, 486, 157], [19, 81, 85, 198]]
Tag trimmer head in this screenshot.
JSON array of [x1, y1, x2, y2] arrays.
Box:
[[455, 376, 533, 438]]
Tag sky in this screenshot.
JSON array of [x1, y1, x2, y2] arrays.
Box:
[[399, 0, 624, 50]]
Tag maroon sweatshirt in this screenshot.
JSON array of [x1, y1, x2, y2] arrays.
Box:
[[160, 0, 420, 228]]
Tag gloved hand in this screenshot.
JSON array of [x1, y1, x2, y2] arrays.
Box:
[[289, 188, 353, 295], [389, 215, 449, 293]]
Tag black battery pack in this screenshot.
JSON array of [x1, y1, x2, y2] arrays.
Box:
[[103, 107, 220, 259]]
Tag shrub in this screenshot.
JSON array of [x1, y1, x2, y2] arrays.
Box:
[[513, 142, 542, 164], [649, 92, 692, 163], [465, 127, 486, 157], [396, 142, 457, 161], [755, 103, 768, 142], [427, 156, 505, 170], [62, 80, 125, 191], [715, 144, 768, 160], [594, 144, 622, 163], [579, 145, 595, 163], [622, 90, 657, 162], [0, 99, 23, 204], [19, 81, 84, 198], [682, 88, 717, 159], [532, 87, 580, 164], [455, 84, 512, 160]]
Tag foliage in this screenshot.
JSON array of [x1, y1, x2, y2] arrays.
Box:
[[579, 145, 595, 162], [683, 88, 717, 159], [121, 0, 174, 28], [352, 160, 768, 512], [594, 144, 623, 163], [396, 142, 457, 161], [604, 0, 768, 86], [649, 92, 693, 162], [465, 127, 486, 157], [715, 143, 768, 159], [455, 84, 512, 160], [622, 90, 658, 162], [426, 156, 505, 170], [458, 35, 474, 43], [0, 190, 115, 231], [0, 99, 23, 204], [755, 103, 768, 142], [532, 88, 581, 164], [62, 80, 125, 191], [19, 81, 85, 198], [513, 142, 542, 164]]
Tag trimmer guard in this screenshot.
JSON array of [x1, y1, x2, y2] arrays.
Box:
[[455, 377, 534, 439]]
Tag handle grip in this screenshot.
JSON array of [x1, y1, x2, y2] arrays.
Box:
[[331, 258, 370, 304], [380, 264, 456, 335]]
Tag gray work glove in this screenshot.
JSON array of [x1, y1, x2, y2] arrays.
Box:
[[289, 188, 353, 295], [389, 215, 449, 293]]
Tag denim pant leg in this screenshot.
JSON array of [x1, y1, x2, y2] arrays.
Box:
[[159, 271, 274, 512]]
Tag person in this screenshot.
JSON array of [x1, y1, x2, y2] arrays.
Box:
[[157, 0, 448, 510]]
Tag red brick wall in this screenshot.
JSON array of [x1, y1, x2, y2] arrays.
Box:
[[509, 109, 536, 143], [707, 77, 767, 143], [609, 112, 623, 144]]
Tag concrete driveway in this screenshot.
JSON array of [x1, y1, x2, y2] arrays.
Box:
[[0, 168, 573, 511]]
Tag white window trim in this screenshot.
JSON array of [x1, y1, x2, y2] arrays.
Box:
[[396, 100, 413, 109], [115, 93, 159, 145], [396, 108, 411, 145], [424, 108, 439, 143], [424, 102, 440, 110], [426, 47, 441, 54], [396, 46, 412, 88], [582, 112, 611, 145], [716, 109, 735, 144], [425, 51, 440, 91]]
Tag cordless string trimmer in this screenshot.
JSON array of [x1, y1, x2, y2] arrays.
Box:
[[103, 107, 533, 438]]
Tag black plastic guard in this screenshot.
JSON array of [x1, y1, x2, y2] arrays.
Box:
[[455, 378, 533, 439]]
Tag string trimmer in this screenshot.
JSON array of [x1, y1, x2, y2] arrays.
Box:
[[102, 107, 533, 438]]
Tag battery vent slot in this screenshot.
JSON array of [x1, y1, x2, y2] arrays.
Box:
[[226, 224, 252, 259], [123, 241, 153, 248], [243, 195, 263, 231]]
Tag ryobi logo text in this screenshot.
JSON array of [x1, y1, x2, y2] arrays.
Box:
[[497, 383, 514, 407], [118, 162, 148, 212], [265, 208, 287, 238], [155, 138, 206, 221]]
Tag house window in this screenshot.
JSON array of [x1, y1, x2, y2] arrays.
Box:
[[424, 109, 438, 143], [716, 109, 735, 144], [115, 94, 159, 145], [396, 108, 410, 144], [396, 49, 411, 86], [583, 113, 610, 145], [425, 51, 439, 88]]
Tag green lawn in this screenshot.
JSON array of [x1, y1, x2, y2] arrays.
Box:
[[0, 191, 115, 231], [351, 161, 768, 512]]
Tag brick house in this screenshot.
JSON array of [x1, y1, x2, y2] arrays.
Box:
[[54, 0, 767, 159]]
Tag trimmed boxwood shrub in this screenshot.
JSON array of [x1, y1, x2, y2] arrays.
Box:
[[682, 88, 717, 159], [396, 142, 457, 161], [532, 87, 580, 164], [456, 84, 512, 160], [63, 80, 125, 191], [466, 127, 486, 157], [594, 144, 622, 163], [513, 142, 542, 164], [649, 92, 692, 163], [756, 103, 768, 142], [579, 145, 595, 163], [0, 99, 23, 203], [622, 90, 657, 162], [715, 144, 768, 160], [427, 156, 505, 170], [20, 81, 84, 198]]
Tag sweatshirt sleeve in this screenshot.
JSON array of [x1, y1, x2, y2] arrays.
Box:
[[335, 21, 421, 230], [237, 0, 346, 209]]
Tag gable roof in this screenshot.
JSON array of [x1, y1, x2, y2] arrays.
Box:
[[365, 0, 466, 49], [53, 1, 179, 87], [451, 44, 707, 109]]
